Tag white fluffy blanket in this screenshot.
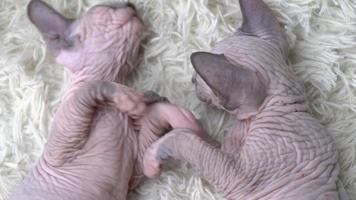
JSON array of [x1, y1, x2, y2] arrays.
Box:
[[0, 0, 355, 199]]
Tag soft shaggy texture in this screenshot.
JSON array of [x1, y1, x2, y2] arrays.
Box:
[[0, 0, 355, 199]]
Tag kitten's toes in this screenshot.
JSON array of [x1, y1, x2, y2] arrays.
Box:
[[143, 143, 162, 178], [143, 133, 176, 178]]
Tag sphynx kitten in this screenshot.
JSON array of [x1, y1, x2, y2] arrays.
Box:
[[143, 0, 349, 199], [10, 0, 202, 199]]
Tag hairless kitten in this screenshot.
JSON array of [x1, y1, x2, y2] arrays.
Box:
[[143, 0, 349, 199], [9, 0, 202, 199]]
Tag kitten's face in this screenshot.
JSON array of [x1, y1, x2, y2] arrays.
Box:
[[56, 5, 145, 77], [28, 0, 145, 80]]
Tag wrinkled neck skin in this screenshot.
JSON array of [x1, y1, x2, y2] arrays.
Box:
[[64, 63, 127, 99], [212, 35, 306, 121], [63, 46, 139, 100], [62, 16, 142, 99], [217, 35, 308, 156]]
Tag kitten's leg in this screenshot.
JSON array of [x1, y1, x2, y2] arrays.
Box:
[[138, 103, 220, 153], [44, 81, 147, 166], [143, 128, 242, 195], [131, 102, 220, 187]]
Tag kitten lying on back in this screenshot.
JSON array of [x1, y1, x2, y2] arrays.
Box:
[[143, 0, 349, 199], [10, 1, 204, 199]]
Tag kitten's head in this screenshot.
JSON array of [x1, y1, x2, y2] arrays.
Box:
[[191, 0, 295, 119], [28, 0, 145, 81]]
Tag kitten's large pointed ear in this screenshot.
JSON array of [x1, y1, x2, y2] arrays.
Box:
[[28, 0, 74, 55], [238, 0, 288, 57], [191, 52, 267, 114]]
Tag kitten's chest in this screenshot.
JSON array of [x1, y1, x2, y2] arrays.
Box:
[[69, 107, 138, 178], [39, 107, 138, 199], [86, 106, 137, 152]]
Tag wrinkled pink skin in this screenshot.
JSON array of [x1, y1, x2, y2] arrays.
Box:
[[143, 0, 348, 200], [10, 1, 202, 200]]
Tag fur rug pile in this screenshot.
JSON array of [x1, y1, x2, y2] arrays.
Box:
[[0, 0, 355, 199]]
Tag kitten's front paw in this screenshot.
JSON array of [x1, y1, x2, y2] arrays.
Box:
[[143, 142, 162, 178], [143, 134, 174, 178]]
